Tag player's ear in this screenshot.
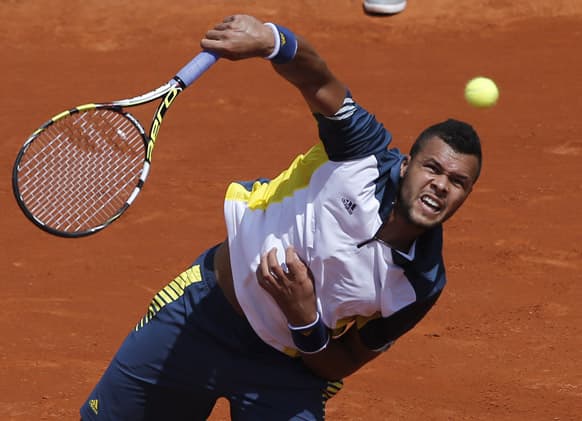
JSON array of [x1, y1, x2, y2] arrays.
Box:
[[399, 155, 410, 178]]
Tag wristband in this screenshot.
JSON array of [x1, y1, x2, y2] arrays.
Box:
[[288, 312, 330, 354], [264, 22, 298, 64]]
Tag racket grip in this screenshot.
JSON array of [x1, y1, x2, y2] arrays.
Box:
[[175, 51, 219, 87]]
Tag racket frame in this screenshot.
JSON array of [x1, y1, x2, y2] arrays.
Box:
[[12, 51, 218, 237], [13, 103, 150, 237], [12, 51, 219, 238]]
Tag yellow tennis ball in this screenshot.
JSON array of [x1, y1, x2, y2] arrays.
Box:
[[464, 77, 499, 108]]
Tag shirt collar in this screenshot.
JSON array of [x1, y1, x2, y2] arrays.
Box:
[[393, 240, 417, 261]]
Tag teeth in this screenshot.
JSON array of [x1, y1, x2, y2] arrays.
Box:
[[421, 195, 440, 210]]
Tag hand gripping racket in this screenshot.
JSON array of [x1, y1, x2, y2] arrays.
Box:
[[12, 51, 218, 238]]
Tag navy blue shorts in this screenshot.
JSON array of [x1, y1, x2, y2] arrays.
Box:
[[80, 245, 340, 420]]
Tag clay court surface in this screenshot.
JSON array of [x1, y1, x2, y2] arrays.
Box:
[[1, 0, 581, 419]]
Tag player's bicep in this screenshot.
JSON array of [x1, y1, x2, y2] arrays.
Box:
[[299, 77, 348, 117], [358, 292, 442, 351], [339, 323, 386, 365]]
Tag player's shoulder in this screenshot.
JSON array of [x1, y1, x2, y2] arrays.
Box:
[[314, 95, 392, 162]]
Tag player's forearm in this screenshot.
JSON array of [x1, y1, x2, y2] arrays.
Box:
[[200, 14, 345, 116], [301, 342, 364, 380], [300, 327, 380, 381], [271, 37, 346, 116]]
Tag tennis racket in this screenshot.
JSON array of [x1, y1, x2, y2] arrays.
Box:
[[12, 51, 218, 238]]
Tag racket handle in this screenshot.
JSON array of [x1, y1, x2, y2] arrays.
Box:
[[175, 51, 219, 87]]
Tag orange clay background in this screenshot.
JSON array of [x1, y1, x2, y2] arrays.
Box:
[[1, 1, 581, 419]]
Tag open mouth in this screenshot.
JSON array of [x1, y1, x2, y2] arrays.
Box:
[[420, 194, 442, 213]]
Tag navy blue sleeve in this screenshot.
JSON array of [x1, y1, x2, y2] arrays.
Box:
[[314, 94, 392, 161], [358, 291, 442, 351], [359, 227, 447, 351]]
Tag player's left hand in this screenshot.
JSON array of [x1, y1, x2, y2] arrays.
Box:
[[257, 246, 318, 327]]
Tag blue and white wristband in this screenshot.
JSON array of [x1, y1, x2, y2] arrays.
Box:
[[288, 312, 330, 354], [264, 22, 298, 64]]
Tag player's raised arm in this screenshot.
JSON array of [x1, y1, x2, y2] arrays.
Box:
[[200, 14, 346, 116]]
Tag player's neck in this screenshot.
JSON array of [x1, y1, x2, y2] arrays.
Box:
[[376, 210, 424, 254]]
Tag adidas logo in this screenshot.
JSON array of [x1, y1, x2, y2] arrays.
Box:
[[341, 197, 357, 215], [89, 399, 99, 415]]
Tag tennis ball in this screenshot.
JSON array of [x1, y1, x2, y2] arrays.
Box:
[[464, 77, 499, 108]]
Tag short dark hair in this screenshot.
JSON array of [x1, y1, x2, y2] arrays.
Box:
[[410, 119, 482, 181]]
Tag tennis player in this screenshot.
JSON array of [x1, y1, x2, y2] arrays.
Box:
[[81, 14, 482, 420]]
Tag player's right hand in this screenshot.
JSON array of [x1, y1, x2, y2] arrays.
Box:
[[200, 14, 275, 61]]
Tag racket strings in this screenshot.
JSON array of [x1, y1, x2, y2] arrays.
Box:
[[17, 108, 145, 233]]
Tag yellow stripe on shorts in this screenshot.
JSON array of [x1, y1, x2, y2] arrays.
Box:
[[135, 265, 202, 331]]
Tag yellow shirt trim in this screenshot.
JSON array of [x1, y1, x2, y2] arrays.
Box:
[[225, 143, 328, 210]]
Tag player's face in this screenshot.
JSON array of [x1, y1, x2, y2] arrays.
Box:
[[397, 136, 480, 229]]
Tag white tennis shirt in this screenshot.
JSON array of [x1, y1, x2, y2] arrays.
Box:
[[224, 95, 445, 355]]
